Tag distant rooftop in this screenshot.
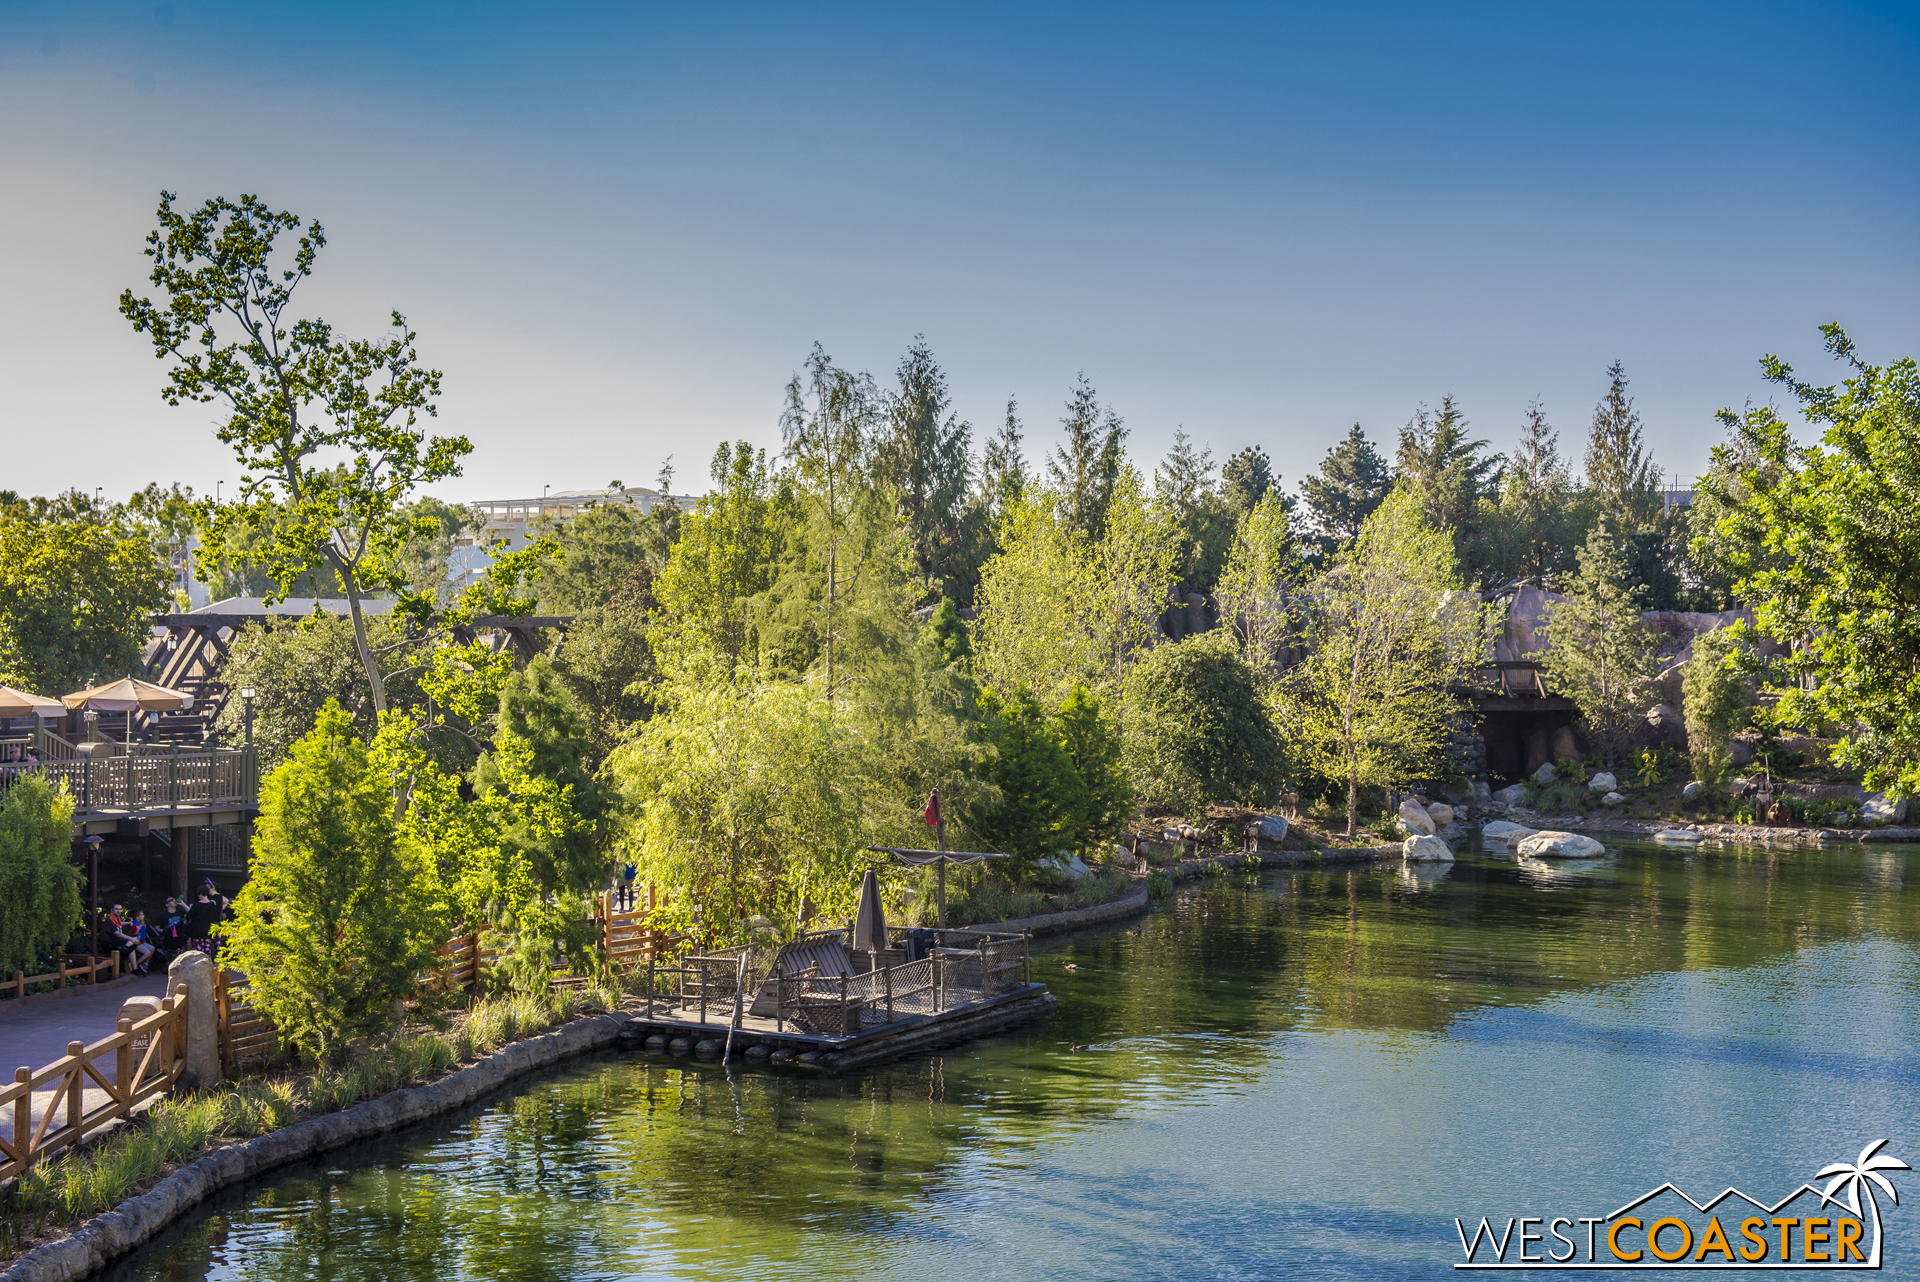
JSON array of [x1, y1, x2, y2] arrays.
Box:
[[188, 597, 397, 616]]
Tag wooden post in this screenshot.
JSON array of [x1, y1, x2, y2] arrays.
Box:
[[116, 1018, 132, 1098], [66, 1041, 83, 1134], [11, 970, 21, 1000], [601, 892, 613, 960], [13, 1067, 28, 1163]]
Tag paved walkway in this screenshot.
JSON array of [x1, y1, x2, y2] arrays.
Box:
[[1, 973, 172, 1152]]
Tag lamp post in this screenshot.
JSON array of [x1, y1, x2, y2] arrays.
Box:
[[240, 686, 255, 750]]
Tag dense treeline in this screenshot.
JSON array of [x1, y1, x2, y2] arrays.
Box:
[[11, 192, 1915, 1049]]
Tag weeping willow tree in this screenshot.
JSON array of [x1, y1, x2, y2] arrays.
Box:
[[1274, 487, 1485, 836]]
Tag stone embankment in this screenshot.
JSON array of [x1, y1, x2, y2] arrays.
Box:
[[1, 1014, 631, 1282]]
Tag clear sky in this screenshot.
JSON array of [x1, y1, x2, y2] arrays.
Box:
[[3, 1, 1916, 503]]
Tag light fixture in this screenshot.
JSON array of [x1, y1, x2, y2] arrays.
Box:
[[240, 687, 255, 700]]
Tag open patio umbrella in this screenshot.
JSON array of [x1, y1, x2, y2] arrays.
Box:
[[0, 686, 64, 718], [851, 866, 889, 955], [62, 677, 195, 742]]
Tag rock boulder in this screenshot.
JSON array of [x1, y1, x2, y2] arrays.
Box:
[[1481, 820, 1537, 851], [1398, 798, 1437, 836], [1645, 703, 1687, 748], [1403, 835, 1455, 862], [1516, 831, 1607, 859], [1588, 772, 1618, 793], [1425, 802, 1455, 828], [1492, 783, 1526, 806], [1681, 780, 1704, 801], [1246, 814, 1289, 843], [1862, 793, 1910, 825], [1534, 762, 1559, 785], [1602, 791, 1625, 806]]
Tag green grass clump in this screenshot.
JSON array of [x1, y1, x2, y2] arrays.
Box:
[[0, 988, 600, 1256]]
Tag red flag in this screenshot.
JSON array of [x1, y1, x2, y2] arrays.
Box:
[[923, 788, 941, 826]]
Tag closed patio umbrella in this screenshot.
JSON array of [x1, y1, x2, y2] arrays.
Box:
[[62, 677, 195, 741], [851, 866, 889, 955]]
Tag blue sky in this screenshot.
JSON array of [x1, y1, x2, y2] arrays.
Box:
[[3, 1, 1916, 502]]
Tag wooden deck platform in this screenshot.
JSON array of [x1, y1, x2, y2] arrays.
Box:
[[619, 982, 1057, 1071]]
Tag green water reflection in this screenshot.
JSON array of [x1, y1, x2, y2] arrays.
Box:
[[114, 842, 1920, 1280]]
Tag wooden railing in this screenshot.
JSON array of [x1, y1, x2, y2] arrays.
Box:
[[213, 970, 275, 1076], [1, 984, 187, 1179], [601, 887, 684, 965], [5, 748, 258, 818], [4, 952, 120, 1001]]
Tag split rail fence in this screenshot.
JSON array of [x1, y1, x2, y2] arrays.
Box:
[[0, 985, 187, 1179], [4, 952, 120, 1001]]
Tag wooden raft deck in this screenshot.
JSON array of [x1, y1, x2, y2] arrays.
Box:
[[621, 982, 1057, 1071]]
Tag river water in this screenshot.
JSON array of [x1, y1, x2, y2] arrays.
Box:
[[110, 842, 1920, 1280]]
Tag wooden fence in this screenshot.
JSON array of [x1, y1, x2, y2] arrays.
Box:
[[0, 984, 187, 1179], [213, 894, 677, 1067], [5, 952, 120, 1001]]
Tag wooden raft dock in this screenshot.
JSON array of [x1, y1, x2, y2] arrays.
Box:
[[619, 926, 1056, 1071]]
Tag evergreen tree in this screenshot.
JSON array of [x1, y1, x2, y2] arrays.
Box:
[[1053, 684, 1132, 856], [1301, 423, 1392, 553], [1395, 395, 1504, 583], [1540, 523, 1662, 766], [881, 336, 976, 601], [1681, 625, 1749, 785], [977, 396, 1029, 526], [970, 687, 1088, 874], [1046, 374, 1128, 542], [1221, 445, 1274, 514], [1156, 427, 1236, 599], [1494, 398, 1581, 583], [1584, 360, 1662, 531], [221, 704, 448, 1061]]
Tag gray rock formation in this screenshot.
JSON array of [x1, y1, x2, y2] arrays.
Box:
[[1588, 771, 1618, 793], [1402, 834, 1455, 862], [1516, 831, 1607, 858], [1398, 798, 1437, 836]]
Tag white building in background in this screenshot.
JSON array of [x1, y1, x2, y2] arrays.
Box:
[[451, 486, 702, 591]]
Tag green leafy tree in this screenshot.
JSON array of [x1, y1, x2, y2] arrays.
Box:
[[976, 467, 1176, 708], [1215, 492, 1304, 676], [121, 192, 470, 715], [0, 777, 83, 975], [1584, 360, 1662, 532], [0, 505, 169, 696], [212, 613, 433, 772], [1686, 406, 1788, 611], [533, 500, 661, 615], [1122, 632, 1283, 820], [608, 678, 880, 941], [1046, 374, 1128, 542], [220, 704, 448, 1062], [552, 563, 659, 763], [653, 442, 794, 678], [1712, 327, 1920, 798], [1540, 522, 1662, 766], [458, 658, 619, 983], [1274, 487, 1482, 835], [1301, 423, 1392, 555], [1681, 625, 1749, 784], [971, 687, 1088, 874]]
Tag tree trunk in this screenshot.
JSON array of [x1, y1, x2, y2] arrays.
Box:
[[324, 547, 388, 716]]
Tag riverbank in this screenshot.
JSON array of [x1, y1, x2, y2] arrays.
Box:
[[1, 1006, 631, 1282]]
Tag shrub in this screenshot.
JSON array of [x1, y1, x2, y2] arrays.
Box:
[[1123, 632, 1284, 820]]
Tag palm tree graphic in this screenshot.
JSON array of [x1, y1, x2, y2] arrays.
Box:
[[1817, 1138, 1910, 1266]]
